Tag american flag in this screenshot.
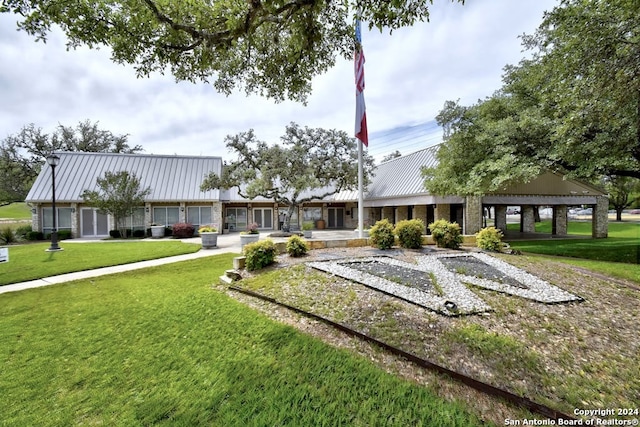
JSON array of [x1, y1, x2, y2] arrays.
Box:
[[355, 19, 368, 146]]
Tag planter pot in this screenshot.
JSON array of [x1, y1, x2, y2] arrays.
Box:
[[303, 230, 312, 239], [151, 225, 165, 239], [240, 233, 260, 249], [316, 219, 326, 229], [200, 232, 218, 249]]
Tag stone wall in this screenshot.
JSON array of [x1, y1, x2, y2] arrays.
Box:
[[435, 204, 450, 222]]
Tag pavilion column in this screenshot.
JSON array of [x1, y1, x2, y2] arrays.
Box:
[[464, 195, 483, 235], [396, 206, 408, 222], [521, 205, 536, 233], [592, 196, 609, 238], [382, 206, 394, 223], [435, 204, 450, 222], [552, 205, 568, 236], [494, 205, 507, 233]]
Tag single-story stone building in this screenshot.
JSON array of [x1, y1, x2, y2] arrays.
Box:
[[25, 148, 608, 238]]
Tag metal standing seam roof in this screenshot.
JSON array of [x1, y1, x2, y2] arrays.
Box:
[[25, 152, 223, 203], [361, 145, 439, 200]]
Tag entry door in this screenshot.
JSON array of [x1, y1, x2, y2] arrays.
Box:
[[81, 208, 109, 237], [253, 208, 273, 229], [328, 208, 344, 228]]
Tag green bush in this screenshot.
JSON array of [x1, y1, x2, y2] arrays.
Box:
[[26, 231, 44, 241], [286, 235, 309, 257], [476, 226, 504, 252], [58, 230, 72, 240], [109, 230, 121, 238], [369, 219, 395, 250], [15, 224, 32, 239], [428, 219, 463, 249], [133, 229, 146, 238], [395, 219, 425, 249], [0, 227, 17, 244], [244, 239, 278, 271]]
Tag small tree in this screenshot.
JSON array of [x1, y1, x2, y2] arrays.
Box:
[[81, 171, 151, 238], [604, 176, 640, 221]]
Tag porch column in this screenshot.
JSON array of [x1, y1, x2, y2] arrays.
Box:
[[145, 203, 152, 226], [414, 205, 427, 228], [435, 204, 450, 222], [396, 206, 408, 222], [552, 205, 568, 236], [382, 206, 394, 222], [212, 202, 223, 233], [31, 204, 41, 232], [494, 205, 507, 233], [592, 196, 609, 238], [464, 196, 483, 235], [71, 203, 79, 238], [521, 205, 536, 233], [179, 203, 186, 223]]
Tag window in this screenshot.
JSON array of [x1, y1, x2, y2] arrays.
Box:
[[253, 208, 273, 229], [187, 206, 213, 231], [42, 207, 73, 234], [225, 207, 247, 231], [153, 207, 180, 226], [123, 207, 146, 231], [303, 207, 322, 222]]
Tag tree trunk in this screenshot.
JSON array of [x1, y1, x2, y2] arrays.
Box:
[[282, 204, 297, 232], [533, 206, 541, 223], [616, 208, 623, 221]]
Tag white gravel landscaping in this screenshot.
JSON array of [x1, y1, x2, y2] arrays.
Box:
[[308, 252, 582, 316]]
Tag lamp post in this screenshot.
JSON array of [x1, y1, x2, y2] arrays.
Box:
[[46, 153, 63, 252]]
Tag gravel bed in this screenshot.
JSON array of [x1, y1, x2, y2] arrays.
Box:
[[308, 257, 491, 315], [308, 252, 582, 315]]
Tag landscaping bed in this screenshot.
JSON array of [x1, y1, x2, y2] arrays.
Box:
[[227, 247, 640, 425]]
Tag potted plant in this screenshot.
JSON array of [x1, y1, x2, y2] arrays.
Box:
[[240, 222, 260, 248], [302, 221, 314, 238], [150, 222, 165, 239], [198, 225, 218, 249]]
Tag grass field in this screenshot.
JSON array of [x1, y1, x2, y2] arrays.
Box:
[[0, 254, 486, 426], [0, 241, 202, 286], [0, 202, 31, 219]]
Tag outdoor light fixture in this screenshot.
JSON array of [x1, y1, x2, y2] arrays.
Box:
[[46, 153, 63, 252]]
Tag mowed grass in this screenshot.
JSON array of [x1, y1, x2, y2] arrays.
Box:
[[0, 254, 485, 426], [507, 221, 640, 282], [0, 241, 201, 286], [0, 202, 31, 219]]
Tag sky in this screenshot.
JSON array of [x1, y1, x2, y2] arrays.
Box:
[[0, 1, 558, 163]]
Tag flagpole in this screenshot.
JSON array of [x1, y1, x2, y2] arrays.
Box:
[[358, 139, 364, 238]]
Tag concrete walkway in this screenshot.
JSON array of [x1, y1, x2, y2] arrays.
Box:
[[0, 230, 358, 295]]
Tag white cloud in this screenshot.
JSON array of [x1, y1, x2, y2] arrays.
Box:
[[0, 1, 557, 158]]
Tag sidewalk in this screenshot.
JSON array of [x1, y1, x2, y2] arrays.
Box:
[[0, 230, 358, 295]]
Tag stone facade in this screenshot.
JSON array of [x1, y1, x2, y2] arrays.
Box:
[[521, 205, 536, 233], [593, 196, 609, 238], [435, 204, 450, 222], [494, 205, 507, 233], [552, 206, 568, 236]]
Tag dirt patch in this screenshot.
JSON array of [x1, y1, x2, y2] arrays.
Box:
[[221, 247, 640, 425]]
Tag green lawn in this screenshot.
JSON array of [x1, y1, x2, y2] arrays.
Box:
[[0, 254, 486, 426], [0, 241, 202, 286], [506, 221, 640, 282], [0, 202, 31, 219]]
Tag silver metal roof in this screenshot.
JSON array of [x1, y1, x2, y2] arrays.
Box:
[[363, 145, 439, 200], [26, 152, 222, 203]]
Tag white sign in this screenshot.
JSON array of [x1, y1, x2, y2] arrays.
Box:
[[0, 247, 8, 263]]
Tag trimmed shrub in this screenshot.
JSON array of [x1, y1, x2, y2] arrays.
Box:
[[476, 226, 504, 252], [26, 231, 44, 241], [369, 219, 395, 250], [286, 235, 309, 257], [395, 219, 425, 249], [133, 229, 146, 238], [0, 227, 17, 244], [57, 230, 72, 240], [172, 223, 195, 238], [428, 219, 463, 249], [244, 239, 278, 271], [109, 230, 121, 238]]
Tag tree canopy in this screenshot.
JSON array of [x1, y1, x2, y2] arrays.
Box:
[[3, 0, 463, 103], [0, 120, 142, 205], [200, 122, 375, 230], [425, 0, 640, 195]]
